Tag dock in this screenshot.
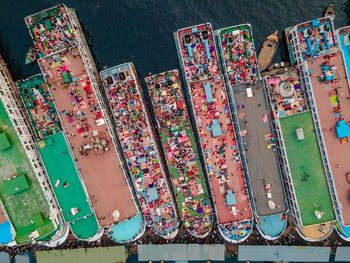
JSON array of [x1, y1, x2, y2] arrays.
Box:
[[145, 69, 213, 238], [100, 63, 179, 239]]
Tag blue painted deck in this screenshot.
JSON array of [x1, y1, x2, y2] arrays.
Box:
[[340, 34, 350, 76], [0, 221, 13, 245], [219, 221, 252, 243], [108, 213, 143, 243], [338, 223, 350, 241], [258, 213, 287, 238]]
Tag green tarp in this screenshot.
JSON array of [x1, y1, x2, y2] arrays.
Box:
[[3, 175, 30, 195], [0, 133, 10, 151], [61, 71, 71, 83], [32, 214, 44, 228]]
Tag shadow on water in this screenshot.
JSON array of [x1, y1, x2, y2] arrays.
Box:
[[75, 11, 103, 73], [344, 0, 350, 25], [0, 29, 23, 80], [280, 32, 290, 62]]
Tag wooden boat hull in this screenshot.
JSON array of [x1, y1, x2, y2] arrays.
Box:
[[324, 4, 336, 18], [258, 31, 278, 72]]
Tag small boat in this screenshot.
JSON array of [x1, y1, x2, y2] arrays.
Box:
[[324, 4, 336, 19], [258, 31, 278, 72], [267, 61, 290, 72], [25, 46, 38, 64]]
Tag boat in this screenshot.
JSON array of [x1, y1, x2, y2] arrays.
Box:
[[267, 61, 290, 72], [25, 46, 38, 64], [215, 24, 259, 85], [16, 74, 101, 241], [0, 53, 65, 246], [24, 4, 145, 243], [145, 69, 213, 238], [216, 24, 288, 240], [324, 4, 336, 18], [257, 31, 278, 72], [100, 63, 179, 239], [285, 17, 337, 64], [174, 23, 253, 243], [264, 68, 335, 241]]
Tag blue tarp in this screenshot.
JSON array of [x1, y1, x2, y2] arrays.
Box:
[[146, 187, 159, 203], [238, 246, 330, 262], [137, 157, 147, 164], [226, 190, 236, 206], [336, 120, 350, 138], [186, 44, 193, 57], [204, 82, 214, 103], [204, 40, 210, 60], [306, 38, 313, 55], [324, 32, 330, 50], [212, 119, 222, 137]]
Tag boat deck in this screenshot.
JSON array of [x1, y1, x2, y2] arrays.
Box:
[[287, 17, 337, 62], [25, 4, 75, 57], [100, 63, 178, 238], [17, 76, 94, 224], [0, 99, 54, 244], [217, 24, 259, 85], [306, 52, 350, 226], [145, 69, 213, 237], [338, 26, 350, 76], [175, 23, 252, 241], [38, 47, 138, 227], [232, 82, 286, 216], [265, 70, 335, 226]]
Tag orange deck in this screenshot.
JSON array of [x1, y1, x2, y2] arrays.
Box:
[[192, 78, 252, 224], [38, 47, 138, 227], [307, 51, 350, 225]]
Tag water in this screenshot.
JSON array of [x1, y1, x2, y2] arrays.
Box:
[[0, 0, 349, 84]]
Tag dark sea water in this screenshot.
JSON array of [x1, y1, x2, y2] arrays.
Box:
[[0, 0, 349, 84]]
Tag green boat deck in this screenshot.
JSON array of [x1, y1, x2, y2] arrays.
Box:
[[160, 124, 210, 218], [17, 76, 96, 226], [0, 99, 55, 244], [279, 112, 335, 226], [38, 133, 93, 222]]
